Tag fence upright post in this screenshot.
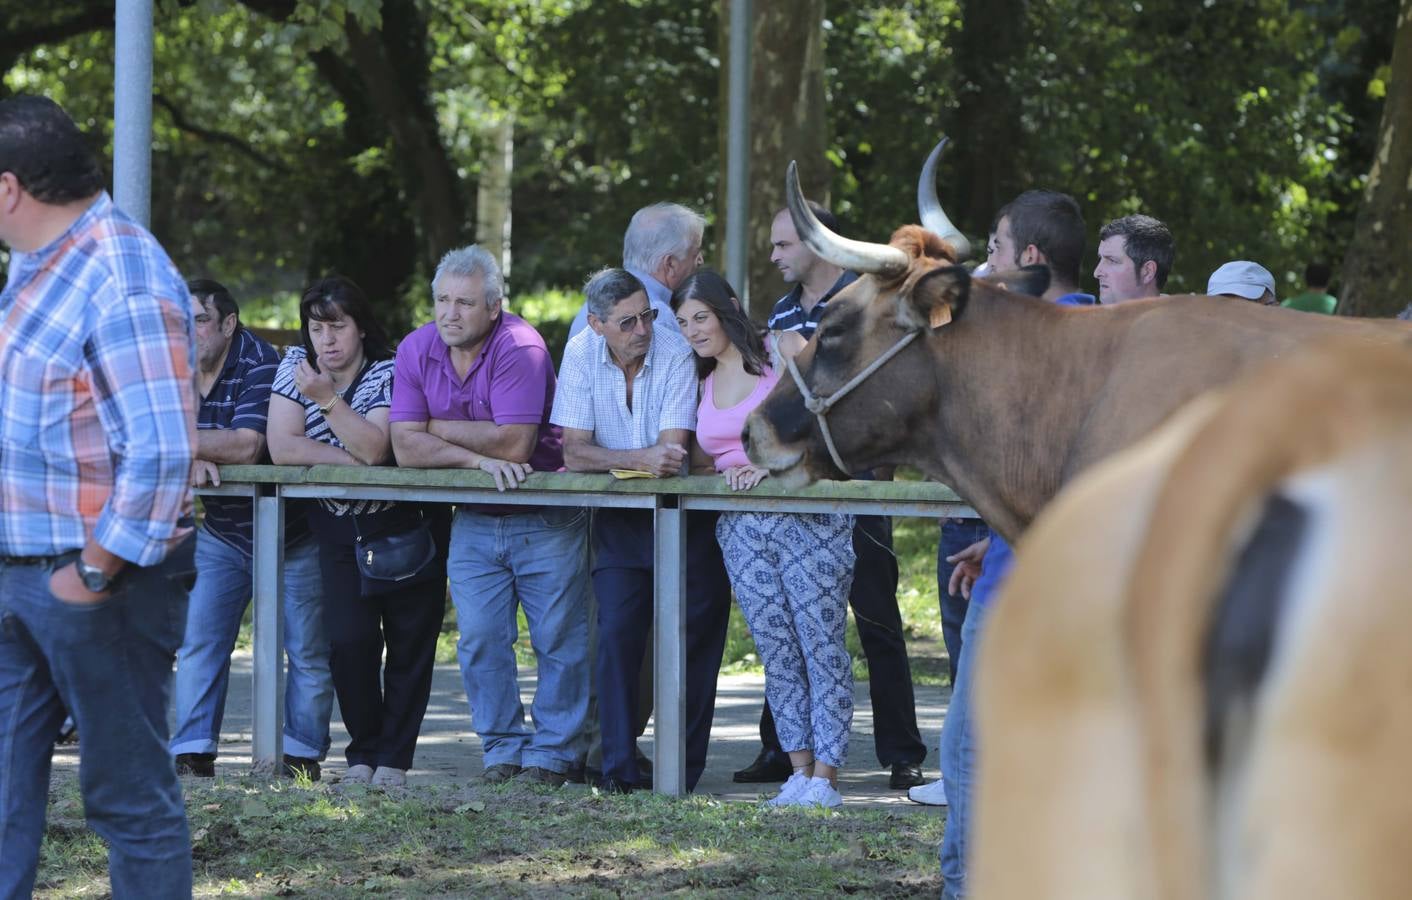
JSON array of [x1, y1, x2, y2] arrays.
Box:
[[250, 486, 286, 772], [652, 496, 687, 797]]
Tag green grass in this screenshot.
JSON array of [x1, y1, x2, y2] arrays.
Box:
[[37, 775, 946, 897]]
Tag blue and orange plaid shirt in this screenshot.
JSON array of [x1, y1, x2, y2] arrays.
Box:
[[0, 193, 196, 566]]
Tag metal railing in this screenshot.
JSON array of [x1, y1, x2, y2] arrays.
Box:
[[200, 465, 977, 795]]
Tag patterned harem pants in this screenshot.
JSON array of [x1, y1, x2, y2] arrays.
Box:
[[716, 511, 856, 768]]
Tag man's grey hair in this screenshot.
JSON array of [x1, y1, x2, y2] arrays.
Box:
[[432, 245, 504, 305], [622, 203, 706, 275], [584, 267, 646, 321]]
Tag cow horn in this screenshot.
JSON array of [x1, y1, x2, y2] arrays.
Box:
[[786, 161, 910, 277], [917, 137, 973, 260]]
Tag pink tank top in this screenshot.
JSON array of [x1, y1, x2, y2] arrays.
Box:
[[697, 366, 781, 472]]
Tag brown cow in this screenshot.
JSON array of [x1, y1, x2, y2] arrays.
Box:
[[975, 337, 1412, 900], [742, 159, 1412, 541]]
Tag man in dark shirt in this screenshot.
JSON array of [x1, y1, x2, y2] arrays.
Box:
[[732, 203, 929, 790], [170, 279, 333, 780]]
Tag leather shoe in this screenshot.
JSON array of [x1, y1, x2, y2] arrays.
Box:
[[281, 755, 321, 781], [889, 762, 926, 789], [595, 776, 635, 795], [175, 752, 215, 778], [733, 747, 792, 783]]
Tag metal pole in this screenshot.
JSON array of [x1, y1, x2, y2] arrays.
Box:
[[250, 488, 286, 772], [113, 0, 153, 227], [724, 0, 753, 311], [652, 499, 687, 797]]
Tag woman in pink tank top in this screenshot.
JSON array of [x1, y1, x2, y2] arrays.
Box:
[[672, 271, 856, 809]]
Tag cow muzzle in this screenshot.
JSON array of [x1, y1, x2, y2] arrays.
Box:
[[782, 328, 922, 475]]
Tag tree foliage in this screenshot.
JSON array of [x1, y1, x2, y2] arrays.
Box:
[[0, 0, 1405, 326]]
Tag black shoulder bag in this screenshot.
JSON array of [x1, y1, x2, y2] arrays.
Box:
[[334, 360, 441, 597]]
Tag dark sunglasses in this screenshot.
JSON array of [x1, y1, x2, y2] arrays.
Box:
[[615, 306, 659, 332]]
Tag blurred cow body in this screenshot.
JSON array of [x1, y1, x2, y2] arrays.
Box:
[[975, 338, 1412, 900]]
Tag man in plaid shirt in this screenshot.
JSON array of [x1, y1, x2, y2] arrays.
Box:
[[0, 95, 197, 899]]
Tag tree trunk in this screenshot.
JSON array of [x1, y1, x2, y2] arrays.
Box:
[[343, 0, 468, 273], [476, 114, 514, 281], [953, 0, 1028, 236], [718, 0, 829, 316], [1339, 0, 1412, 318]]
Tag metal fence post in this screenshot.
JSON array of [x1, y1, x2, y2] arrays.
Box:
[[652, 497, 687, 797], [250, 486, 285, 771]]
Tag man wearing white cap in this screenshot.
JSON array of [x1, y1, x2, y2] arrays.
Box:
[[1207, 260, 1278, 305]]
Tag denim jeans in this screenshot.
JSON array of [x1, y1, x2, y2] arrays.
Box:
[[171, 529, 332, 759], [447, 506, 591, 773], [937, 519, 990, 686], [0, 540, 196, 900], [939, 596, 991, 900]]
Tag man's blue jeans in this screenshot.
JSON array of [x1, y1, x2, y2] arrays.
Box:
[[170, 529, 332, 759], [937, 519, 990, 686], [0, 542, 195, 900], [939, 596, 991, 900], [447, 507, 591, 774]]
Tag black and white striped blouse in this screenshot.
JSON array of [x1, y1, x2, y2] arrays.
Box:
[[272, 345, 396, 517]]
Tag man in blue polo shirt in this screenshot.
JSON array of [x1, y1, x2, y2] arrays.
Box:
[[170, 279, 333, 780], [938, 189, 1095, 900], [729, 202, 930, 791]]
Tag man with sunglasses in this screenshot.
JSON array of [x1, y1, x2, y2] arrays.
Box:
[[551, 267, 731, 793]]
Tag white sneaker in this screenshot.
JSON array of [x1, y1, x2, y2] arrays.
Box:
[[341, 764, 374, 784], [372, 766, 407, 788], [908, 778, 948, 806], [799, 776, 843, 809], [764, 771, 812, 807]]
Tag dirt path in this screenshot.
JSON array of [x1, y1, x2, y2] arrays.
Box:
[[53, 652, 953, 810]]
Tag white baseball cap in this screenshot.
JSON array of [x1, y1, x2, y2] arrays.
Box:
[[1207, 260, 1276, 300]]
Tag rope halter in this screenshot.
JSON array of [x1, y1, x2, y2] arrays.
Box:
[[783, 328, 922, 476]]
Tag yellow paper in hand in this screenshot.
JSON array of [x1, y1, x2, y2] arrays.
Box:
[[610, 469, 658, 480]]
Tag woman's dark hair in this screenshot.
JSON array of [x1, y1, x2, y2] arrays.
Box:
[[299, 275, 392, 367], [669, 269, 768, 380]]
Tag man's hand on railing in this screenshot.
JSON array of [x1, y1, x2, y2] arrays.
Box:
[[477, 456, 532, 492], [639, 442, 688, 477], [190, 458, 222, 488]]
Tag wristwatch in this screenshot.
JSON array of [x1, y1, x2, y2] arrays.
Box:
[[75, 558, 113, 593]]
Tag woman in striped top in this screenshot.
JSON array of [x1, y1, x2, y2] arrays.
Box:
[[268, 275, 448, 788]]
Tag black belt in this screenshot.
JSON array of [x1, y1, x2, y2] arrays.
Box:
[[0, 551, 75, 568]]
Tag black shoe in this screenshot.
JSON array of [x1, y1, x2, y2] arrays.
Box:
[[282, 755, 322, 781], [175, 752, 216, 778], [889, 762, 925, 790], [518, 766, 568, 787], [482, 763, 523, 784], [733, 748, 791, 784], [595, 776, 635, 795], [564, 763, 587, 784]]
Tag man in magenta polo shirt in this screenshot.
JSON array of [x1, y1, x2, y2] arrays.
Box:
[[390, 245, 590, 787]]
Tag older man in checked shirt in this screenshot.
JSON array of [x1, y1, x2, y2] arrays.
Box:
[[0, 96, 197, 899]]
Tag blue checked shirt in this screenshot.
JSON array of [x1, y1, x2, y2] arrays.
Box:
[[0, 193, 197, 565]]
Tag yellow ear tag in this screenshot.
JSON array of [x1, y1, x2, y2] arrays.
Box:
[[928, 304, 953, 330]]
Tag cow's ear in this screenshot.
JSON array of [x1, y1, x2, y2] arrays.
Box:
[[1003, 265, 1051, 297], [901, 265, 970, 332]]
